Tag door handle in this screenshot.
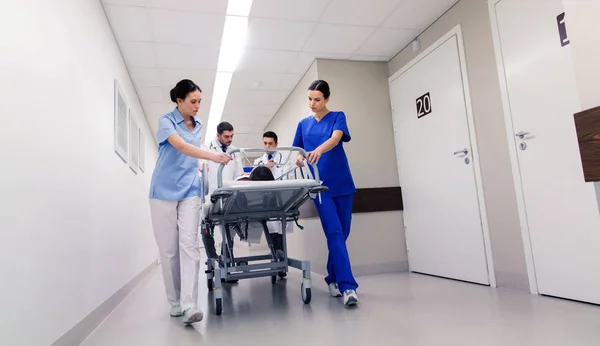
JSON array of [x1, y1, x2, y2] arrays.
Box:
[[515, 131, 530, 140], [453, 148, 469, 156]]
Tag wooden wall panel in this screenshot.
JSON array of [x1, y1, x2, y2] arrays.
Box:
[[298, 187, 403, 218], [574, 105, 600, 182]]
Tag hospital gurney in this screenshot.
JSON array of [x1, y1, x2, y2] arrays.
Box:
[[201, 147, 327, 315]]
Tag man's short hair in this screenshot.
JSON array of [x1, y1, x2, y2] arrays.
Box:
[[263, 131, 278, 143], [217, 121, 234, 134]]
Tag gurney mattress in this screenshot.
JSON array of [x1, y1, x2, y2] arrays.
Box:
[[206, 179, 321, 218]]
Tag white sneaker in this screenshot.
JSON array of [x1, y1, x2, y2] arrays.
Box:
[[182, 308, 204, 325], [343, 290, 359, 307], [328, 283, 342, 297], [170, 304, 182, 317]]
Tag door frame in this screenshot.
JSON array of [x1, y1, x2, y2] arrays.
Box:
[[388, 24, 497, 288], [487, 0, 539, 294]]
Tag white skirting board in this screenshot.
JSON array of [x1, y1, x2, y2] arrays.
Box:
[[51, 260, 158, 346]]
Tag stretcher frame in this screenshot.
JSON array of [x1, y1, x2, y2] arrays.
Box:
[[201, 147, 326, 315]]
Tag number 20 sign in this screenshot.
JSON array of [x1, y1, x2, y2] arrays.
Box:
[[416, 92, 432, 118]]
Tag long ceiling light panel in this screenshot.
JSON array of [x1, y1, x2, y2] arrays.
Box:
[[204, 0, 253, 143]]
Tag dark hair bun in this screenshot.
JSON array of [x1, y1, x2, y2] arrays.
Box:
[[249, 165, 275, 181], [170, 79, 202, 103], [307, 79, 331, 99]]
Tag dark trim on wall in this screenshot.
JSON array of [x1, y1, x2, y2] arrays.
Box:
[[354, 187, 403, 213], [574, 105, 600, 182], [298, 186, 403, 218]]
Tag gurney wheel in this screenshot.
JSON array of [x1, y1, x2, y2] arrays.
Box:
[[271, 275, 277, 284], [215, 298, 222, 316], [301, 284, 311, 304]]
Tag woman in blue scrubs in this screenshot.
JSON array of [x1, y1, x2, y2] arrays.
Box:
[[149, 79, 232, 325], [293, 80, 359, 307]]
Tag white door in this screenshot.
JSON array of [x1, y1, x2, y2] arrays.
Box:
[[390, 32, 491, 285], [493, 0, 600, 304]]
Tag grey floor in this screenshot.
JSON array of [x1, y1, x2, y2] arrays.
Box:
[[82, 267, 600, 346]]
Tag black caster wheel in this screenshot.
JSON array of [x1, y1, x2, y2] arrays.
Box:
[[301, 283, 311, 304], [271, 275, 277, 284]]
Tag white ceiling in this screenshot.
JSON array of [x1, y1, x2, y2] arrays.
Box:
[[101, 0, 457, 148]]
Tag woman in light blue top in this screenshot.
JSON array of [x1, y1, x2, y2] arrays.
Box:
[[149, 79, 231, 325]]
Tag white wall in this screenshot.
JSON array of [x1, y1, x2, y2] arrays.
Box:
[[265, 59, 408, 277], [0, 0, 158, 344], [562, 0, 600, 110], [388, 0, 529, 291]]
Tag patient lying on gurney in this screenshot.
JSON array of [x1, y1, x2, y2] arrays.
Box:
[[243, 166, 289, 278], [248, 167, 284, 242]]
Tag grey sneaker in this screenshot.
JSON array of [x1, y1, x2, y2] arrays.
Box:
[[170, 304, 182, 317], [343, 290, 359, 307], [328, 283, 342, 297], [182, 308, 204, 325]]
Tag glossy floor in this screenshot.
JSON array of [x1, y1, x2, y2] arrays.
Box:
[[82, 267, 600, 346]]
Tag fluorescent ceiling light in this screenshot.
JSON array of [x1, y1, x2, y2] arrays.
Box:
[[205, 72, 233, 143], [204, 0, 252, 144], [227, 0, 253, 16], [217, 15, 249, 73]]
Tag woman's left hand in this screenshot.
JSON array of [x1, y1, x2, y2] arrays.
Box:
[[307, 149, 323, 165]]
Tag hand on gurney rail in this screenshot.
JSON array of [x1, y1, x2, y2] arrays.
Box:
[[296, 150, 322, 167], [295, 153, 305, 167], [306, 150, 322, 165], [211, 152, 233, 165]]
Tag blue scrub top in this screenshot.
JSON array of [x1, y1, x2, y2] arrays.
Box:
[[149, 107, 203, 201], [292, 111, 356, 198]]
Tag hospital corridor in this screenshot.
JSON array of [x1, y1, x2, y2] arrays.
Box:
[[2, 0, 600, 345]]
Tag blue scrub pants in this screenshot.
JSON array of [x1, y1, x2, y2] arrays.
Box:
[[314, 194, 359, 293]]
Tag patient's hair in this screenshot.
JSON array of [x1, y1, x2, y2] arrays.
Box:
[[249, 166, 274, 181]]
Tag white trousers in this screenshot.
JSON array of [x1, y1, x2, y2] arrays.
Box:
[[149, 197, 201, 311]]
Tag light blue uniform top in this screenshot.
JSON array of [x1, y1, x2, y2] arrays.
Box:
[[292, 111, 356, 198], [149, 107, 202, 201]]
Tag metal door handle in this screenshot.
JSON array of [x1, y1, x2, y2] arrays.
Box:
[[453, 148, 469, 156], [515, 131, 530, 139]]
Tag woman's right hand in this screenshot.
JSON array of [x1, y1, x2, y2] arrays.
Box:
[[295, 153, 305, 167], [212, 152, 232, 165]]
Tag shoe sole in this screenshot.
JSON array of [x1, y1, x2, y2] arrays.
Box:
[[183, 312, 204, 324], [344, 296, 358, 307], [170, 312, 182, 317], [330, 292, 342, 298]]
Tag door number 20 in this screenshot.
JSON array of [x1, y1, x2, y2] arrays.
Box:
[[416, 92, 432, 118]]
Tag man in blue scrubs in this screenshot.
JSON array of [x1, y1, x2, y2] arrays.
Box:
[[293, 80, 359, 307]]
